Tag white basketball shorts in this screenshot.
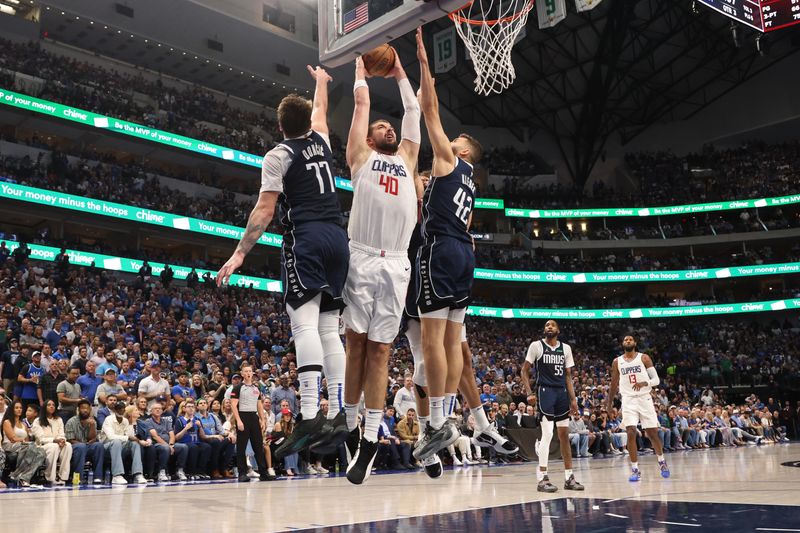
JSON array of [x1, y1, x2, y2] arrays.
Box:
[[342, 242, 411, 344], [621, 394, 659, 429]]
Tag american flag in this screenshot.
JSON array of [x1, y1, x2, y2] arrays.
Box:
[[343, 2, 369, 33]]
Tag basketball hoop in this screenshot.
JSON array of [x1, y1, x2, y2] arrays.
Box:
[[449, 0, 534, 96]]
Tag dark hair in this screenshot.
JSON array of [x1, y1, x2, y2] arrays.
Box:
[[368, 120, 391, 138], [39, 399, 56, 427], [458, 133, 483, 164], [2, 400, 24, 428], [77, 399, 91, 409], [277, 94, 312, 138]]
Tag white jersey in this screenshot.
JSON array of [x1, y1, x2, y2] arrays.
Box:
[[617, 352, 651, 398], [349, 150, 417, 253]]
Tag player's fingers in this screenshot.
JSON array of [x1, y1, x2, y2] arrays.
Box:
[[306, 65, 315, 77]]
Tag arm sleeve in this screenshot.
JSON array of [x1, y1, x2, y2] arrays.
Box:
[[646, 366, 660, 387], [524, 342, 542, 365], [398, 78, 421, 144], [230, 384, 241, 399], [564, 344, 575, 369], [259, 146, 293, 194]]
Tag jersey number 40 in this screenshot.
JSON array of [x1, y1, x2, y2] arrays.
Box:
[[380, 174, 399, 196]]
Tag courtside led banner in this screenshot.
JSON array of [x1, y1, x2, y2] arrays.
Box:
[[0, 181, 282, 248], [1, 241, 281, 291], [5, 240, 797, 320]]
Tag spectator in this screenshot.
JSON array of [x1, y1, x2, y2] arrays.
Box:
[[196, 397, 235, 479], [38, 358, 65, 408], [173, 399, 212, 480], [272, 408, 299, 476], [144, 402, 188, 482], [270, 374, 297, 415], [393, 376, 416, 416], [17, 350, 45, 410], [96, 369, 128, 409], [65, 399, 105, 485], [137, 364, 170, 413], [377, 406, 413, 471], [76, 361, 103, 412], [101, 402, 148, 485], [1, 400, 47, 487], [31, 399, 72, 486], [396, 407, 419, 448]]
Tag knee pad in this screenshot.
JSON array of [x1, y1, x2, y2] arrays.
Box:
[[555, 419, 570, 429]]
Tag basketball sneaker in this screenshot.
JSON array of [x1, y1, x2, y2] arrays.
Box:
[[658, 460, 670, 478], [345, 424, 362, 464], [423, 454, 443, 479], [629, 468, 641, 482], [472, 426, 519, 455], [275, 410, 326, 459], [564, 474, 584, 491], [310, 410, 351, 455], [413, 420, 460, 461], [346, 437, 378, 485], [537, 475, 558, 493]]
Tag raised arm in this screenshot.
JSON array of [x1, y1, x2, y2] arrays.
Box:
[[307, 65, 332, 135], [216, 191, 278, 286], [416, 27, 455, 177], [346, 57, 373, 172], [391, 49, 421, 174]]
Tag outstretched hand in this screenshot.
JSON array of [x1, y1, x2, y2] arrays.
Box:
[[416, 27, 429, 65], [355, 56, 369, 79], [216, 252, 243, 287], [387, 49, 406, 79], [306, 65, 332, 84]]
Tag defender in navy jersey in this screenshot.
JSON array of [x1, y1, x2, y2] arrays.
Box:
[[217, 65, 349, 462], [521, 320, 584, 492], [412, 28, 485, 463]]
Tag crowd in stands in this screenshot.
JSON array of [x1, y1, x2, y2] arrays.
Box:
[[0, 247, 797, 488]]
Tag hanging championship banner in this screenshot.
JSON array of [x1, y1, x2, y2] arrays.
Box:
[[575, 0, 602, 12], [433, 26, 457, 73], [537, 0, 566, 29]]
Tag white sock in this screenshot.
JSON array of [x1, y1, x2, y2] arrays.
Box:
[[363, 409, 382, 443], [319, 311, 345, 420], [657, 455, 665, 462], [288, 298, 323, 421], [631, 462, 639, 470], [537, 469, 546, 481], [444, 393, 457, 418], [344, 403, 359, 431], [565, 469, 572, 481], [471, 406, 490, 433], [429, 397, 445, 429]]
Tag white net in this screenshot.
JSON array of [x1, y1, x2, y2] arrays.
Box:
[[450, 0, 534, 96]]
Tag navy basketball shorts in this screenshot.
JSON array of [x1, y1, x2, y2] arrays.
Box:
[[415, 236, 475, 314], [538, 385, 570, 422], [404, 248, 420, 321], [281, 221, 349, 312]]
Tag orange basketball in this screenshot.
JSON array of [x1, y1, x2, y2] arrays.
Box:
[[362, 43, 397, 77]]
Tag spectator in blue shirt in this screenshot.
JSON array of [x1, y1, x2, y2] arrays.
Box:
[[174, 399, 212, 480], [479, 383, 496, 407], [171, 372, 196, 405], [17, 350, 45, 409], [76, 361, 103, 408], [196, 398, 235, 478], [144, 403, 188, 482], [377, 406, 413, 470]]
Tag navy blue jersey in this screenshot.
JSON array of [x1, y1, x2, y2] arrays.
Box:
[[525, 340, 575, 388], [260, 131, 343, 231], [421, 158, 475, 244]]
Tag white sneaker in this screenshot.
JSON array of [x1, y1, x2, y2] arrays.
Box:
[[247, 468, 259, 479], [463, 458, 475, 465], [452, 457, 463, 466], [157, 470, 170, 482], [267, 468, 276, 477], [307, 465, 319, 475], [176, 469, 188, 481], [315, 465, 329, 474], [112, 475, 128, 486], [134, 474, 148, 484]]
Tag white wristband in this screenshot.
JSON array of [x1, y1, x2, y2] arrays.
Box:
[[353, 79, 368, 93]]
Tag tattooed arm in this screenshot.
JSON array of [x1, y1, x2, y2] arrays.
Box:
[[216, 191, 278, 286]]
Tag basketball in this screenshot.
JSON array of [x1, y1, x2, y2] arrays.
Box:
[[362, 43, 397, 77]]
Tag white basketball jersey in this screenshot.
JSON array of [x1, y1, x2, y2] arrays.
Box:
[[617, 352, 651, 397], [349, 150, 417, 252]]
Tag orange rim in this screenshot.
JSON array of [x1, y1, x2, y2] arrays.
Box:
[[448, 0, 536, 26]]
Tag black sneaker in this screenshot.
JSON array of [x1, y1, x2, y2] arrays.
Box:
[[346, 437, 378, 485], [275, 410, 327, 459], [564, 474, 584, 491], [310, 410, 351, 455], [259, 472, 276, 482], [472, 426, 519, 455], [345, 425, 362, 464], [537, 475, 558, 493], [237, 474, 250, 483], [422, 454, 443, 479], [413, 420, 460, 461]]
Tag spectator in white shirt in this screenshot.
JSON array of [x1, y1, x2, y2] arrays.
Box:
[[31, 399, 72, 485], [393, 376, 417, 417], [101, 402, 148, 485]]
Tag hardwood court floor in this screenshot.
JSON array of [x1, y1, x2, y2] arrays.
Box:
[[1, 444, 798, 532]]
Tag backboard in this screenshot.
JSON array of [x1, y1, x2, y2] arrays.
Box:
[[318, 0, 467, 67]]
